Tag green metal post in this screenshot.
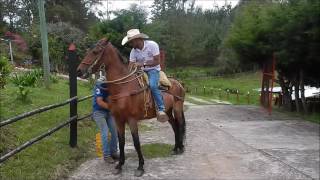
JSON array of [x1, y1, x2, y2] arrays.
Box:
[[37, 0, 50, 88]]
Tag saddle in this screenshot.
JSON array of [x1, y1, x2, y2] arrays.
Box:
[[142, 71, 172, 89], [137, 71, 171, 119]]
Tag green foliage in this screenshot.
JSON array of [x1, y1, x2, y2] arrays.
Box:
[[16, 85, 31, 102], [226, 0, 320, 86], [10, 69, 43, 101], [50, 74, 59, 84], [169, 67, 262, 105], [141, 143, 173, 158], [88, 2, 234, 67], [0, 55, 12, 88], [88, 4, 148, 55], [11, 69, 43, 87], [146, 2, 233, 66], [48, 35, 67, 72], [0, 79, 95, 179]]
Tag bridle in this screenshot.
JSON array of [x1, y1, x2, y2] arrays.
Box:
[[80, 42, 108, 74]]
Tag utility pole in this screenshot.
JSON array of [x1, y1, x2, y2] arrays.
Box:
[[37, 0, 51, 88], [8, 40, 14, 64], [213, 0, 219, 10], [0, 38, 14, 64], [107, 0, 110, 20]]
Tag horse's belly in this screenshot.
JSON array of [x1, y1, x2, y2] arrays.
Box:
[[110, 98, 157, 121]]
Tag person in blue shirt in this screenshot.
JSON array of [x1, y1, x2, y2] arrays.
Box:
[[93, 76, 118, 163]]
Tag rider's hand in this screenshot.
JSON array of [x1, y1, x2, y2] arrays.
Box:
[[136, 62, 144, 67]]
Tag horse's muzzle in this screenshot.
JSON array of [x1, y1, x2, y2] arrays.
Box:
[[77, 69, 83, 77]]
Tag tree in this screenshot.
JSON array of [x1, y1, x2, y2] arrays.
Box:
[[89, 4, 148, 55], [148, 0, 233, 67], [226, 0, 320, 113]]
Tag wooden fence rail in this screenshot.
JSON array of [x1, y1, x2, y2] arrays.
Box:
[[0, 43, 93, 164]]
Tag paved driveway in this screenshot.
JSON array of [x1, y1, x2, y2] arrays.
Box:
[[69, 105, 319, 180]]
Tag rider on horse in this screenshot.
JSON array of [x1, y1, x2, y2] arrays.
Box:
[[122, 29, 168, 122]]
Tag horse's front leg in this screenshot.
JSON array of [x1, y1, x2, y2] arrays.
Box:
[[128, 119, 144, 177], [114, 121, 125, 175]]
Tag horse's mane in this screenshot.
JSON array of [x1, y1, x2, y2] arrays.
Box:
[[115, 48, 128, 65]]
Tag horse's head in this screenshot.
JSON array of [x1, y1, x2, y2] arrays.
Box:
[[77, 38, 109, 78]]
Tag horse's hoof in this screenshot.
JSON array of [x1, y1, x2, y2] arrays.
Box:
[[172, 147, 184, 155], [134, 168, 144, 177], [113, 168, 122, 175], [178, 147, 185, 154], [171, 149, 179, 155]]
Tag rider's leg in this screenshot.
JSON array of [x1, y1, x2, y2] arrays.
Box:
[[147, 69, 165, 112]]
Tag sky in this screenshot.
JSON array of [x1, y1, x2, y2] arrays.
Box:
[[95, 0, 240, 20]]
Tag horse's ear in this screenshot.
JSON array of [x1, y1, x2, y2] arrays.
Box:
[[100, 38, 109, 45]]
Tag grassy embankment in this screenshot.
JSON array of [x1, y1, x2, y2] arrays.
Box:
[[0, 77, 96, 180], [0, 75, 173, 180], [167, 67, 319, 124], [167, 67, 262, 105]]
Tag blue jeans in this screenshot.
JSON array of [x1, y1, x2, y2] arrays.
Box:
[[146, 69, 165, 111], [93, 110, 118, 158]]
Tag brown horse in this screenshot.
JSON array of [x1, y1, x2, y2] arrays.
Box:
[[77, 38, 186, 177]]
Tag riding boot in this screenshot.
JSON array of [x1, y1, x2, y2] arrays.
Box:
[[157, 111, 169, 122]]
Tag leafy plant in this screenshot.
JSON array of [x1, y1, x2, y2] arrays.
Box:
[[11, 69, 43, 87], [0, 55, 12, 88], [16, 85, 31, 102], [50, 74, 59, 84]]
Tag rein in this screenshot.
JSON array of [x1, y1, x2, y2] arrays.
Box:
[[103, 66, 142, 84]]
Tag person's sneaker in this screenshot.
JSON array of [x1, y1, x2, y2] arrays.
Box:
[[103, 156, 115, 164], [157, 111, 169, 122], [111, 153, 120, 160]]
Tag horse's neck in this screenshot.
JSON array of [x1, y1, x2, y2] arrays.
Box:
[[105, 48, 129, 81], [106, 63, 128, 81]]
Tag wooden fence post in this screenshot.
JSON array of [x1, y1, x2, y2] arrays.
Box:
[[68, 43, 78, 148], [236, 89, 239, 104], [226, 89, 230, 100]]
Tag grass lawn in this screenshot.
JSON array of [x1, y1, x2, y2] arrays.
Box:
[[168, 67, 319, 124], [174, 69, 262, 105], [0, 77, 97, 180]]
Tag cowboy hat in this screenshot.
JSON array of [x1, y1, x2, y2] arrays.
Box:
[[121, 29, 149, 45]]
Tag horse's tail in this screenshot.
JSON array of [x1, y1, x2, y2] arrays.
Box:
[[169, 78, 186, 147], [181, 110, 186, 145]]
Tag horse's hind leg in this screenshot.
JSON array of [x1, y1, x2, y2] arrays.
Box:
[[128, 120, 144, 177], [174, 102, 186, 154], [168, 109, 180, 154], [114, 121, 125, 175]]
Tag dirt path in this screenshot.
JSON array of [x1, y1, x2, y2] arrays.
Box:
[[69, 105, 319, 180]]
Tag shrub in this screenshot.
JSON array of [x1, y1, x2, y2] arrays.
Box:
[[16, 85, 31, 102], [11, 69, 43, 87], [0, 55, 12, 88], [50, 75, 59, 83]]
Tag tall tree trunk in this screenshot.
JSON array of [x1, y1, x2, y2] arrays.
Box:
[[300, 69, 308, 114], [278, 73, 293, 111], [294, 77, 300, 113]]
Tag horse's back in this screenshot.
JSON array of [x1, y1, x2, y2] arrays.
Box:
[[167, 78, 185, 100]]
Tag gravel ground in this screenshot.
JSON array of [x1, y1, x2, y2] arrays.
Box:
[[69, 104, 319, 180]]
